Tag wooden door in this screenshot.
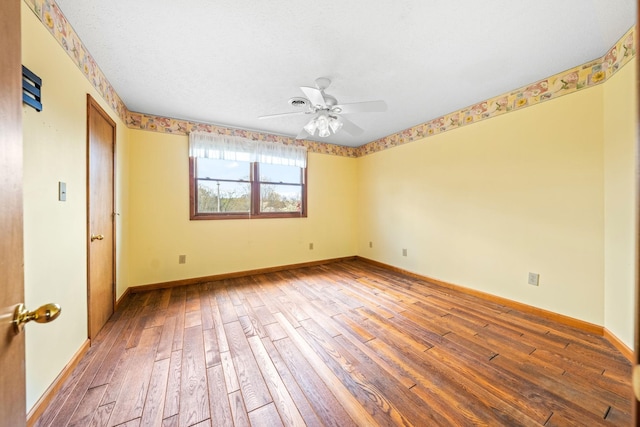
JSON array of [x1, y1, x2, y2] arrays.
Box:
[[635, 2, 640, 426], [87, 95, 116, 341], [0, 0, 26, 425]]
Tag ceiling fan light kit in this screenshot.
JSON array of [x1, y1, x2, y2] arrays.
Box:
[[259, 77, 387, 139], [303, 112, 343, 137], [329, 116, 343, 133]]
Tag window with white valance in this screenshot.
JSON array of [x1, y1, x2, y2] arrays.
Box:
[[188, 132, 308, 220], [189, 132, 307, 167]]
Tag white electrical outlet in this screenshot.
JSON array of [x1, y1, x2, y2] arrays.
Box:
[[369, 241, 373, 248], [179, 255, 186, 264], [402, 248, 407, 256], [309, 243, 314, 250], [528, 272, 539, 286]]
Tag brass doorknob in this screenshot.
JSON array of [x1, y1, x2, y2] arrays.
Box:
[[13, 303, 61, 333], [91, 234, 104, 242]]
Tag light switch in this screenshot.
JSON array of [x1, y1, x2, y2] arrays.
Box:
[[58, 182, 66, 201]]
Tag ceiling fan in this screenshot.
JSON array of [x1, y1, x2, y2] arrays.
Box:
[[258, 77, 387, 139]]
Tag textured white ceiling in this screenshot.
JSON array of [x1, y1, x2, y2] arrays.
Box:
[[55, 0, 636, 147]]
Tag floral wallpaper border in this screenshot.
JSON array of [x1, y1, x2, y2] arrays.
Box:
[[123, 111, 356, 157], [24, 0, 635, 159], [24, 0, 129, 122], [356, 26, 636, 157]]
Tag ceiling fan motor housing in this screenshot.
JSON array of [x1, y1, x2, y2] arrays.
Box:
[[322, 94, 338, 107], [259, 77, 386, 139]]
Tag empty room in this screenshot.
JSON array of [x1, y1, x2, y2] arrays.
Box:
[[2, 0, 639, 426]]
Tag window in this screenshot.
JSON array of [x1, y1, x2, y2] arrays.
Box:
[[189, 132, 307, 220]]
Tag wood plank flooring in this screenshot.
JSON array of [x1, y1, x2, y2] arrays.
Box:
[[34, 260, 633, 426]]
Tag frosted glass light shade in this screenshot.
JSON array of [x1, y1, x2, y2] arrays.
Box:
[[329, 117, 343, 133], [303, 118, 318, 135]]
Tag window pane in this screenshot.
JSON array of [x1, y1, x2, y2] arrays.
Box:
[[259, 163, 301, 184], [260, 184, 302, 213], [197, 180, 251, 213], [196, 158, 251, 181]]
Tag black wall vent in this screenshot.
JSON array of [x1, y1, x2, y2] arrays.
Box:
[[22, 65, 42, 112]]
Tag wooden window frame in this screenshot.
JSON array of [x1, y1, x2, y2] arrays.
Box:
[[189, 157, 307, 220]]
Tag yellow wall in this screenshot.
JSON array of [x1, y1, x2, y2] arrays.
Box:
[[21, 3, 131, 411], [127, 130, 357, 285], [357, 85, 607, 325], [604, 61, 637, 349]]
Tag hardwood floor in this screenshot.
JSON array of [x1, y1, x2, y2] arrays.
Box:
[[34, 260, 633, 426]]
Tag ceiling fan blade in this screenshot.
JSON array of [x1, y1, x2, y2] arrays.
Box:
[[338, 116, 364, 136], [300, 86, 327, 108], [334, 100, 387, 114], [258, 111, 309, 119]]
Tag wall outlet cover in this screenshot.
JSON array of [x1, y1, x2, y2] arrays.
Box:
[[528, 272, 539, 286]]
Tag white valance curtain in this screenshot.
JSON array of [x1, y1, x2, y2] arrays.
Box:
[[189, 131, 307, 168]]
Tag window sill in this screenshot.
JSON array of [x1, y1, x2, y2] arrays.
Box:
[[190, 212, 307, 220]]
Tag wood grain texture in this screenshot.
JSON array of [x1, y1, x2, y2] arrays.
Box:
[[206, 365, 232, 426], [0, 1, 25, 426], [179, 326, 209, 427], [86, 94, 116, 341], [140, 358, 170, 427], [33, 260, 633, 426], [162, 350, 182, 419], [247, 335, 305, 426], [223, 320, 272, 412], [108, 327, 161, 425], [635, 8, 640, 425]]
